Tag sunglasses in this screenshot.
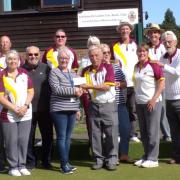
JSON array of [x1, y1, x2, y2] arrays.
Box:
[[56, 35, 66, 39], [103, 51, 111, 55], [28, 53, 39, 57]]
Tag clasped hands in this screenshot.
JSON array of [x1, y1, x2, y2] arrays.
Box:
[[13, 105, 28, 117]]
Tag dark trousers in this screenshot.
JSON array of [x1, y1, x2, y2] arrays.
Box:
[[126, 87, 138, 137], [26, 111, 53, 168], [166, 100, 180, 161]]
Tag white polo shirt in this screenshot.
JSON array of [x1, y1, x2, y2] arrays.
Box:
[[42, 46, 79, 71], [82, 63, 116, 103], [0, 56, 7, 71], [134, 60, 164, 104], [112, 40, 138, 87], [160, 48, 180, 100], [0, 68, 33, 123], [148, 42, 166, 61]]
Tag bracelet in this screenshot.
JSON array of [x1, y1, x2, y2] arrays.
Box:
[[24, 104, 29, 108]]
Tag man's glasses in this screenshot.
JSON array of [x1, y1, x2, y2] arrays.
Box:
[[103, 51, 111, 55], [56, 35, 66, 39], [28, 53, 39, 57], [163, 40, 174, 45]]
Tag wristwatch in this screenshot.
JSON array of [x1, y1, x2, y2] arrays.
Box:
[[24, 104, 29, 108]]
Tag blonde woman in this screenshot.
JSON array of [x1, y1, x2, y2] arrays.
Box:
[[0, 50, 34, 176]]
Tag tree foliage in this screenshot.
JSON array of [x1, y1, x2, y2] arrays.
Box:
[[160, 8, 180, 47]]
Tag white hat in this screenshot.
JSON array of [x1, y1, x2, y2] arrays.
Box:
[[116, 21, 134, 32], [87, 36, 100, 48], [144, 23, 164, 35]]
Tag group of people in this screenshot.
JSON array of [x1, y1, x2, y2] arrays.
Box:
[[0, 20, 180, 176]]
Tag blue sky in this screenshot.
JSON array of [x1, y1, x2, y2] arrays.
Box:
[[143, 0, 180, 26]]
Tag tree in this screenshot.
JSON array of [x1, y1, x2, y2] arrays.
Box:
[[161, 8, 176, 29], [161, 8, 180, 47]]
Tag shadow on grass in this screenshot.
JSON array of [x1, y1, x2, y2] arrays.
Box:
[[34, 139, 173, 167]]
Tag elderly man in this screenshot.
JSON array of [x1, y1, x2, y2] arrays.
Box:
[[22, 46, 53, 169], [0, 36, 23, 70], [111, 22, 140, 143], [144, 23, 171, 142], [0, 35, 12, 70], [81, 45, 118, 171], [159, 31, 180, 164], [42, 29, 78, 71]]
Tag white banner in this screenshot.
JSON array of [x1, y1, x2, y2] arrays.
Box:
[[78, 8, 138, 28]]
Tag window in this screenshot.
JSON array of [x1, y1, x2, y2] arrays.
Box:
[[2, 0, 40, 12], [1, 0, 82, 13], [41, 0, 81, 8]]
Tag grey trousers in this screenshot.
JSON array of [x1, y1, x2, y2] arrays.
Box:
[[2, 120, 31, 169], [136, 102, 162, 161], [166, 100, 180, 160], [88, 101, 119, 165]]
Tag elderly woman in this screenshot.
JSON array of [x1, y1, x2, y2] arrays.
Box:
[[133, 43, 165, 168], [49, 47, 83, 174], [0, 50, 34, 176], [101, 44, 133, 163]]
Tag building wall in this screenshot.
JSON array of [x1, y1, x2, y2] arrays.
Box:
[[0, 0, 142, 51]]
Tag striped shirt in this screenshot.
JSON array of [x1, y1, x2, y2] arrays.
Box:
[[113, 64, 126, 104], [49, 67, 80, 112]]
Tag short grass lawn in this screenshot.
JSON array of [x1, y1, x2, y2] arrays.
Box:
[[0, 139, 180, 180], [1, 122, 179, 180]]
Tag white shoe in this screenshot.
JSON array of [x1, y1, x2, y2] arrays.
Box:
[[141, 160, 159, 168], [19, 168, 31, 176], [134, 159, 144, 167], [8, 169, 21, 176], [118, 136, 121, 143], [130, 136, 141, 143]]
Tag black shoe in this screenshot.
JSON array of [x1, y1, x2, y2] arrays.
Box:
[[0, 166, 7, 173], [106, 163, 117, 171], [91, 163, 103, 170], [41, 163, 53, 169], [26, 164, 36, 171], [26, 166, 35, 171]]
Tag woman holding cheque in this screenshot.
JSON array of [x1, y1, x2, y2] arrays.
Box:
[[49, 47, 83, 174]]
